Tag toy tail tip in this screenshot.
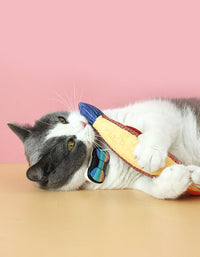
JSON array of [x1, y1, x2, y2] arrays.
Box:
[[78, 102, 103, 125]]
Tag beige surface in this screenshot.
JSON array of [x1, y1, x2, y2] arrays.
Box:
[[0, 164, 200, 257]]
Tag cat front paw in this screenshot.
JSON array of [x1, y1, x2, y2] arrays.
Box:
[[153, 165, 191, 199], [133, 134, 167, 172]]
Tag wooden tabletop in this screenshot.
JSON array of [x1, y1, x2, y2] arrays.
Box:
[[0, 163, 200, 257]]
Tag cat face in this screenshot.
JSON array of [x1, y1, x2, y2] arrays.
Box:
[[8, 111, 95, 190]]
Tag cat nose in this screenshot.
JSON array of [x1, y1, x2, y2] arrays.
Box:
[[81, 121, 87, 128]]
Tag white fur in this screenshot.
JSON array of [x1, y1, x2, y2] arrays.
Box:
[[45, 99, 200, 199]]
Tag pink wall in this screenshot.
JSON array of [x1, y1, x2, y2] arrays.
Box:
[[1, 0, 200, 163]]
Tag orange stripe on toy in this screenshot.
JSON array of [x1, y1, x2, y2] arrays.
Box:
[[186, 185, 200, 195]]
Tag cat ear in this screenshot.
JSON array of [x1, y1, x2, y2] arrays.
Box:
[[26, 154, 50, 183], [7, 123, 31, 142], [26, 161, 45, 182]]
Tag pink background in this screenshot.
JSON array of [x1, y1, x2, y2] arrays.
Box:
[[1, 0, 200, 163]]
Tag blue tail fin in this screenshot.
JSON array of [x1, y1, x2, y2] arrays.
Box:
[[78, 102, 103, 125]]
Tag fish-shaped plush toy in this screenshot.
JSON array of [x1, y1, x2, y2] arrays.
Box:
[[79, 102, 200, 195]]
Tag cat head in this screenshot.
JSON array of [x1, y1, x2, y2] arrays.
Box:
[[8, 111, 95, 190]]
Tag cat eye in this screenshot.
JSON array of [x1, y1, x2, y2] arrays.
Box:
[[58, 116, 67, 124], [68, 140, 75, 151]]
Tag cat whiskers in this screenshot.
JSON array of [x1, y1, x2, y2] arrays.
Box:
[[49, 97, 69, 110], [71, 81, 84, 112], [72, 86, 80, 112], [62, 85, 82, 112], [49, 91, 75, 111], [50, 83, 84, 112], [55, 91, 74, 111], [93, 134, 110, 152], [92, 142, 110, 152]]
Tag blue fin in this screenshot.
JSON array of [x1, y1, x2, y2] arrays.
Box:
[[79, 102, 103, 125]]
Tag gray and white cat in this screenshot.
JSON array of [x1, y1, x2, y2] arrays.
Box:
[[8, 98, 200, 199]]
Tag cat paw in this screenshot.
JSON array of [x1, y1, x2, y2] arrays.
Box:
[[153, 165, 192, 199], [188, 165, 200, 185], [133, 134, 167, 172]]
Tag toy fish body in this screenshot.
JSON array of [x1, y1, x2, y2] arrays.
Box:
[[79, 102, 200, 195]]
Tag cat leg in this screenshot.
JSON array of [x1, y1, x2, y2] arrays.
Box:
[[132, 164, 192, 199]]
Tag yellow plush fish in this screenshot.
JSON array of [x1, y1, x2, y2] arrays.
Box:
[[79, 102, 200, 195]]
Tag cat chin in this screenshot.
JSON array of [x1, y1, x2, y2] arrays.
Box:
[[58, 170, 86, 191], [57, 153, 93, 191]]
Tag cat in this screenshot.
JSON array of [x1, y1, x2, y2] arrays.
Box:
[[8, 98, 200, 199]]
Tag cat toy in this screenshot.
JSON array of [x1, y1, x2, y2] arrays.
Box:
[[79, 102, 200, 195]]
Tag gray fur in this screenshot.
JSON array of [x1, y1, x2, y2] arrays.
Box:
[[8, 111, 87, 189], [170, 98, 200, 129]]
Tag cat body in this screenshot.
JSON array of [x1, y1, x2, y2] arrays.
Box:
[[8, 98, 200, 199]]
